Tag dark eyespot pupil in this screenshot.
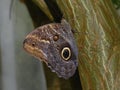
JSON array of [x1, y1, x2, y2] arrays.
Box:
[[32, 43, 35, 47], [63, 49, 69, 59]]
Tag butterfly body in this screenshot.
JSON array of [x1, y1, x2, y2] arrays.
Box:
[[23, 19, 78, 79]]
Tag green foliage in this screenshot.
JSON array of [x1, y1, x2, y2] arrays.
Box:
[[112, 0, 120, 9]]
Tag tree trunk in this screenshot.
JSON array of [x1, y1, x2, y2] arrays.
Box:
[[56, 0, 120, 90], [33, 0, 120, 90]]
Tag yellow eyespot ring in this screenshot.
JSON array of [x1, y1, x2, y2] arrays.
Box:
[[61, 47, 71, 61]]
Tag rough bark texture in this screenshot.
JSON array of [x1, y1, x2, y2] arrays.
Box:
[[33, 0, 120, 90], [56, 0, 120, 90]]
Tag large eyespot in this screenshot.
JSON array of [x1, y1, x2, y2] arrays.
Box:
[[61, 47, 71, 61]]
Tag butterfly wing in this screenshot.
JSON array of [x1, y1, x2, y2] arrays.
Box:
[[23, 20, 78, 79]]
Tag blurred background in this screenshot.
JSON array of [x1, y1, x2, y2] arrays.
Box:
[[0, 0, 47, 90], [0, 0, 120, 90]]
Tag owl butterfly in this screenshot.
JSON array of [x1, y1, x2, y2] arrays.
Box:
[[23, 19, 78, 79]]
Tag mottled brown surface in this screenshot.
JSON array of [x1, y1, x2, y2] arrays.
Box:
[[23, 20, 78, 79], [56, 0, 120, 90]]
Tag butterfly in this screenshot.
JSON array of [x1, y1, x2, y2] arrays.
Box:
[[23, 19, 78, 79]]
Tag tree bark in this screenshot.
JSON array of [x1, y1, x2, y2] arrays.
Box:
[[56, 0, 120, 90], [33, 0, 120, 90]]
